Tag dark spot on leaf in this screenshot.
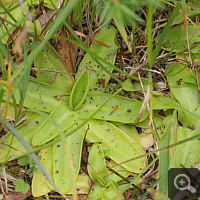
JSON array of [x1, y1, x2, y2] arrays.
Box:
[[55, 160, 57, 162], [98, 79, 105, 88], [177, 78, 183, 85], [57, 144, 60, 148], [107, 128, 110, 131], [127, 109, 131, 113], [56, 170, 59, 173], [41, 101, 44, 104], [43, 107, 47, 110], [35, 121, 39, 125]]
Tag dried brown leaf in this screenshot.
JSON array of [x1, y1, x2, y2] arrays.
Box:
[[53, 27, 78, 73]]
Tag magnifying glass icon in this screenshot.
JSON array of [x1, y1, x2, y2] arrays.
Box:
[[174, 174, 196, 193]]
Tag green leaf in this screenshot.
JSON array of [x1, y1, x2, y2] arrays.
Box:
[[113, 16, 132, 52], [14, 179, 30, 195], [0, 113, 46, 162], [10, 80, 63, 112], [0, 2, 25, 44], [87, 183, 105, 200], [159, 23, 200, 53], [169, 126, 200, 168], [86, 119, 146, 173], [31, 102, 81, 146], [122, 79, 135, 92], [32, 92, 148, 146], [87, 144, 108, 186], [102, 182, 123, 200], [53, 141, 73, 193], [32, 147, 53, 197], [31, 0, 57, 10], [166, 63, 200, 128], [152, 92, 178, 110], [81, 93, 148, 123], [17, 156, 31, 167], [69, 71, 89, 111], [53, 127, 86, 193], [171, 2, 200, 26], [88, 181, 124, 200], [106, 160, 131, 182], [159, 122, 171, 195], [76, 26, 118, 93], [34, 44, 74, 93]]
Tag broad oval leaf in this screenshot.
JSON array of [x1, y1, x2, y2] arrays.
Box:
[[53, 141, 73, 193], [53, 127, 86, 194], [32, 146, 53, 197], [86, 119, 146, 173], [34, 44, 74, 93], [76, 26, 118, 93], [69, 71, 89, 111]]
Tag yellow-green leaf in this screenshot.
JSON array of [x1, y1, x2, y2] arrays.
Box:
[[69, 71, 89, 111], [32, 146, 53, 197], [86, 120, 146, 173]]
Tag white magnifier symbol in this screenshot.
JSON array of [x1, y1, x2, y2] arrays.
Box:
[[174, 174, 196, 193]]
